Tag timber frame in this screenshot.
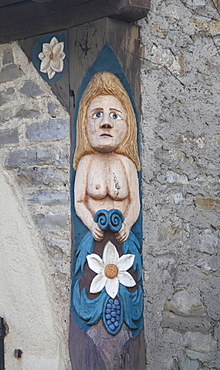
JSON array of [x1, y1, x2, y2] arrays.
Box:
[[1, 2, 150, 368], [0, 0, 150, 44]]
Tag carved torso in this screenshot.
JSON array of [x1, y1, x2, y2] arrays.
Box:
[[85, 153, 130, 215], [87, 154, 129, 200]]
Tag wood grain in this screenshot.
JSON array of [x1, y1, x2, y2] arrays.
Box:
[[0, 0, 150, 43], [69, 18, 141, 119]]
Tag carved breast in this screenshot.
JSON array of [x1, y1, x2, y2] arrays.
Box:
[[87, 156, 129, 201]]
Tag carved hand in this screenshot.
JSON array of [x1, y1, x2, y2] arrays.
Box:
[[115, 222, 130, 243], [92, 222, 105, 241]]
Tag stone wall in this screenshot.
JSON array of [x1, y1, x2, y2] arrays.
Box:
[[140, 0, 219, 369], [0, 1, 219, 368], [0, 43, 71, 369]]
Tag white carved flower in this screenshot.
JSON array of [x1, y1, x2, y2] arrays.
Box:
[[87, 241, 136, 299], [38, 37, 66, 80]]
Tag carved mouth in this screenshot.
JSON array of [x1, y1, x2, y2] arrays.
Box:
[[100, 134, 113, 137]]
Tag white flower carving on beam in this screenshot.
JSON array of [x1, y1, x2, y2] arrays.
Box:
[[38, 37, 66, 80], [87, 241, 136, 299]]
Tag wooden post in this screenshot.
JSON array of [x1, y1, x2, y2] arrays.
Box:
[[69, 17, 141, 119], [19, 14, 146, 370], [69, 18, 145, 370]]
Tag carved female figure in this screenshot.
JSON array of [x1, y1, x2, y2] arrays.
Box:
[[74, 72, 140, 244], [70, 72, 143, 368]]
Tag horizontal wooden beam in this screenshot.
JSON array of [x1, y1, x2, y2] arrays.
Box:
[[0, 0, 22, 6], [0, 0, 150, 43]]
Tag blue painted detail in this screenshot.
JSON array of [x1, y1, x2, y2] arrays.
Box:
[[119, 285, 144, 335], [71, 227, 144, 335], [103, 296, 123, 335], [72, 270, 144, 336], [73, 280, 107, 327], [108, 209, 124, 232], [122, 232, 142, 280], [93, 209, 109, 230], [94, 209, 124, 232], [70, 44, 144, 337], [74, 231, 94, 275], [32, 34, 67, 83]]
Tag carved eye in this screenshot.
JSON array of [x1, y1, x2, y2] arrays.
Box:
[[92, 112, 103, 119], [110, 112, 122, 120]]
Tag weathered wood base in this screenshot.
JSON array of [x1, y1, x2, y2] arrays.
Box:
[[69, 313, 145, 370]]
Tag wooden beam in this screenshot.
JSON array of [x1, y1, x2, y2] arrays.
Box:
[[0, 0, 150, 43], [0, 0, 22, 6]]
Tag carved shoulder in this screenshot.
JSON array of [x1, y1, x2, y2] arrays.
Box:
[[116, 154, 138, 174], [76, 154, 93, 172]]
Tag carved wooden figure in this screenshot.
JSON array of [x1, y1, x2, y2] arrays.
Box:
[[70, 72, 144, 369]]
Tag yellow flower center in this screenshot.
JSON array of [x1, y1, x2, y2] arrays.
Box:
[[50, 53, 55, 60], [104, 264, 118, 279]]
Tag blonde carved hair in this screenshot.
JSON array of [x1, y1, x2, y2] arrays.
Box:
[[73, 72, 140, 170]]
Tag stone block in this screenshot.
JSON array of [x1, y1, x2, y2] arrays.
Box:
[[35, 212, 67, 229], [48, 102, 57, 117], [26, 119, 69, 142], [5, 87, 15, 96], [168, 351, 200, 370], [169, 291, 202, 314], [162, 291, 214, 334], [16, 167, 69, 187], [198, 229, 218, 255], [46, 238, 67, 261], [20, 81, 43, 97], [3, 49, 14, 65], [0, 128, 19, 146], [16, 108, 40, 119], [27, 191, 68, 205], [196, 197, 220, 210], [0, 106, 18, 122], [171, 192, 184, 204], [0, 88, 15, 105], [150, 45, 184, 75], [165, 171, 189, 185], [4, 148, 56, 168], [0, 64, 23, 83], [183, 332, 216, 354], [0, 91, 6, 105]]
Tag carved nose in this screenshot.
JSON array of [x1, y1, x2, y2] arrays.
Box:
[[100, 114, 113, 128], [100, 122, 112, 128]]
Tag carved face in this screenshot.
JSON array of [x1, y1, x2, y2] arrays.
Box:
[[86, 95, 127, 153]]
